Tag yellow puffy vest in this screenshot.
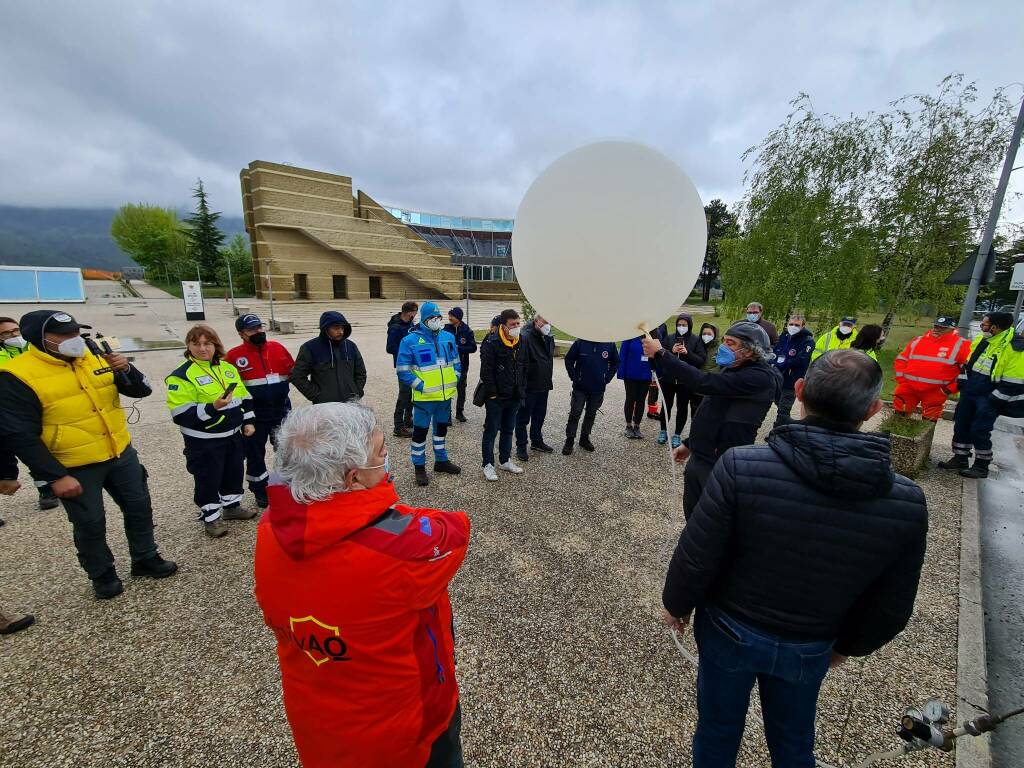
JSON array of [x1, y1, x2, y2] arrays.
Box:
[[3, 346, 131, 468]]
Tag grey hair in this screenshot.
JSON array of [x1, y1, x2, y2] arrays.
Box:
[[739, 338, 776, 363], [274, 403, 378, 503], [802, 349, 882, 425], [746, 301, 763, 311]]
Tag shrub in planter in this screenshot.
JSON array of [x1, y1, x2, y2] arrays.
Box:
[[878, 411, 936, 478]]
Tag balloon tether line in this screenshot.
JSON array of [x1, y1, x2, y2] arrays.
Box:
[[638, 322, 684, 514]]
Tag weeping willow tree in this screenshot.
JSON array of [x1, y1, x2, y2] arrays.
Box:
[[721, 75, 1017, 331], [720, 95, 878, 327]]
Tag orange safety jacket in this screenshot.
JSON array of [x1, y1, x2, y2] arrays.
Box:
[[894, 330, 971, 393]]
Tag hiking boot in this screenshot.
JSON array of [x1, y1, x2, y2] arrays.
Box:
[[130, 554, 178, 579], [38, 486, 60, 511], [456, 412, 467, 423], [499, 460, 524, 475], [222, 505, 258, 520], [0, 612, 34, 635], [579, 436, 595, 452], [562, 441, 574, 456], [415, 465, 430, 487], [938, 455, 970, 470], [960, 461, 990, 479], [515, 448, 530, 462], [532, 441, 554, 453], [92, 569, 124, 600], [434, 460, 462, 475], [482, 464, 498, 482], [254, 491, 269, 509], [205, 519, 229, 538], [657, 430, 668, 445], [393, 426, 413, 438]]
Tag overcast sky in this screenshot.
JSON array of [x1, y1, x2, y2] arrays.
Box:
[[0, 1, 1021, 222]]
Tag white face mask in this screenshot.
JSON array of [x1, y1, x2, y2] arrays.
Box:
[[426, 317, 444, 332], [506, 325, 521, 339], [677, 325, 689, 334], [981, 331, 992, 339], [746, 312, 760, 322], [49, 336, 87, 358], [787, 325, 802, 336], [540, 323, 552, 336], [701, 333, 714, 344], [3, 335, 27, 349], [839, 325, 854, 335]]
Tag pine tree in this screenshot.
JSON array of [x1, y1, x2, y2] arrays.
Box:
[[186, 179, 225, 282]]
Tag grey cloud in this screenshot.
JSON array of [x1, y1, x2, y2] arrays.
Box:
[[0, 0, 1020, 219]]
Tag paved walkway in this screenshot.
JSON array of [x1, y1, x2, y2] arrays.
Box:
[[979, 417, 1024, 768]]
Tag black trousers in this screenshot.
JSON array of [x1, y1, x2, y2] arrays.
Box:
[[183, 432, 245, 522], [394, 381, 414, 429], [565, 387, 604, 442], [657, 380, 698, 435], [623, 379, 648, 425], [456, 358, 469, 415], [425, 702, 464, 768], [773, 388, 797, 429], [683, 456, 715, 521], [60, 444, 158, 579], [244, 418, 282, 495], [516, 390, 550, 449]]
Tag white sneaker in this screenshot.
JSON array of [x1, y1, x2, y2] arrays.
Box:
[[483, 464, 499, 482], [499, 460, 524, 475]]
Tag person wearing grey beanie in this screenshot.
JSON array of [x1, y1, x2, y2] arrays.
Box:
[[642, 322, 782, 519]]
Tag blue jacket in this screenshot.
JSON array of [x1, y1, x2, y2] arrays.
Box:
[[385, 313, 414, 368], [565, 340, 619, 394], [617, 337, 652, 381], [443, 321, 477, 364], [396, 324, 462, 392], [772, 328, 815, 390]]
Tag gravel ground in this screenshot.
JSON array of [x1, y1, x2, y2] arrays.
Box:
[[0, 287, 962, 767]]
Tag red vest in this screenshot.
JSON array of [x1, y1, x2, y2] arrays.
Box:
[[254, 480, 469, 768]]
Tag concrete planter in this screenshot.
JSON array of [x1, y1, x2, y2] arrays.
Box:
[[879, 410, 936, 477]]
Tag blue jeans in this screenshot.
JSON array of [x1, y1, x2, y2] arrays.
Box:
[[515, 390, 549, 450], [482, 400, 519, 466], [693, 605, 834, 768]]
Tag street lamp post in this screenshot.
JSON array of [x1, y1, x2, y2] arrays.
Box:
[[265, 257, 277, 330], [222, 253, 237, 315]]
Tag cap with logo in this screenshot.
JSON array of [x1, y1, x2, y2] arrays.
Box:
[[18, 309, 92, 350], [235, 313, 263, 332], [933, 315, 956, 328], [840, 316, 858, 326]]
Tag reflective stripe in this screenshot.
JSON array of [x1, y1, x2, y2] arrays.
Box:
[[421, 384, 446, 393], [171, 402, 200, 417], [975, 450, 993, 460], [997, 375, 1024, 384], [179, 425, 241, 439], [196, 403, 212, 421], [243, 377, 269, 386], [245, 472, 269, 482], [992, 390, 1024, 402], [907, 354, 961, 364], [219, 493, 243, 504], [901, 374, 948, 385], [243, 411, 255, 419], [396, 365, 413, 372]]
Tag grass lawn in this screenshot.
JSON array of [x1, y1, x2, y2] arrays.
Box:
[[148, 281, 255, 300]]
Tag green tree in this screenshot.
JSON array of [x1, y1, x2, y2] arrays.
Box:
[[110, 204, 190, 279], [217, 234, 256, 296], [186, 179, 225, 282], [699, 199, 738, 302], [871, 75, 1015, 330]]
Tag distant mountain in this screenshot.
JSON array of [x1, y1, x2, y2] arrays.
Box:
[[0, 205, 247, 272]]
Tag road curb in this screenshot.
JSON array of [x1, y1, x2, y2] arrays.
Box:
[[957, 477, 991, 768]]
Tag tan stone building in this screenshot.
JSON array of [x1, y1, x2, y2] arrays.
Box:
[[240, 161, 465, 301]]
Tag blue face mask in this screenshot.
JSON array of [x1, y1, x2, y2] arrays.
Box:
[[715, 344, 736, 367]]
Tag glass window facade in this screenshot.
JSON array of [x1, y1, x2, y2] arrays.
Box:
[[386, 206, 514, 232]]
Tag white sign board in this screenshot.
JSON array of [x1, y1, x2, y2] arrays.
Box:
[[181, 281, 205, 320], [1010, 262, 1024, 291]]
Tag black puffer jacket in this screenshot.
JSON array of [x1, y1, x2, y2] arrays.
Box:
[[659, 313, 706, 382], [479, 333, 527, 404], [656, 350, 781, 462], [663, 419, 928, 657], [520, 325, 555, 393]]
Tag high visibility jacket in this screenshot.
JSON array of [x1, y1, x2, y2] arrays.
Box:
[[2, 345, 131, 468], [894, 330, 970, 392], [811, 325, 857, 362], [971, 328, 1014, 379], [0, 342, 26, 364], [166, 356, 253, 439], [991, 337, 1024, 412], [254, 478, 469, 768], [396, 325, 461, 403]]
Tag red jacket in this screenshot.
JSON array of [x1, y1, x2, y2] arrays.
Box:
[[254, 478, 469, 768], [225, 340, 294, 421], [894, 330, 971, 393]]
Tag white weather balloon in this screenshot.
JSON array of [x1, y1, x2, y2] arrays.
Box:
[[512, 141, 706, 342]]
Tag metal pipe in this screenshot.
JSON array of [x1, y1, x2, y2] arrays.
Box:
[[223, 253, 236, 315]]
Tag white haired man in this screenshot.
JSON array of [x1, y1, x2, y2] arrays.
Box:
[[254, 402, 470, 768]]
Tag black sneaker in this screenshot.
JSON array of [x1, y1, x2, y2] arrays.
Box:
[[562, 441, 574, 456], [532, 441, 554, 453], [579, 436, 595, 452], [960, 464, 990, 479], [130, 554, 178, 579], [515, 449, 530, 462], [393, 426, 413, 438], [254, 492, 269, 509], [456, 412, 467, 423], [434, 460, 462, 475], [937, 455, 970, 470], [38, 486, 60, 511], [415, 465, 430, 487], [92, 569, 124, 600], [0, 614, 34, 635]]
